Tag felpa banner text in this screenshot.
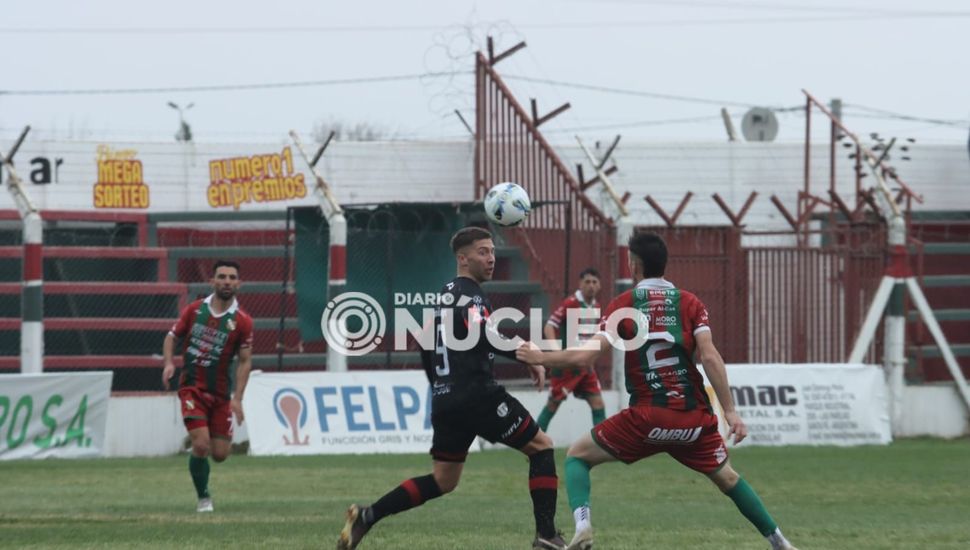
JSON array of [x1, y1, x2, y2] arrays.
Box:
[[244, 370, 450, 456]]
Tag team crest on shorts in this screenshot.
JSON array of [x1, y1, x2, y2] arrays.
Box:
[[227, 319, 236, 331], [496, 402, 509, 417]]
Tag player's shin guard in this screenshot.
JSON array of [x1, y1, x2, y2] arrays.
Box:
[[370, 474, 442, 525], [725, 477, 778, 536], [528, 449, 559, 539], [565, 456, 592, 511], [537, 406, 555, 432], [188, 454, 210, 499]]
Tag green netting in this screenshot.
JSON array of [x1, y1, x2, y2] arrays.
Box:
[[295, 204, 468, 342]]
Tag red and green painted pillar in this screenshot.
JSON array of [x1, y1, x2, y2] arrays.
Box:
[[327, 211, 348, 372], [22, 211, 44, 373]]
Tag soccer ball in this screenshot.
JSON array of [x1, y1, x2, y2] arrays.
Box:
[[484, 182, 531, 227]]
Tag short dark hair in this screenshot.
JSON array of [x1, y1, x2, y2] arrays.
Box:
[[628, 232, 667, 278], [213, 259, 241, 276], [579, 267, 600, 280], [450, 226, 493, 253]]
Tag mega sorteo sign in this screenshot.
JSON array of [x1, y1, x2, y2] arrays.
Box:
[[0, 372, 113, 459], [93, 145, 150, 209]]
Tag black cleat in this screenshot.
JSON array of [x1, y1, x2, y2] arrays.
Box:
[[336, 504, 371, 550]]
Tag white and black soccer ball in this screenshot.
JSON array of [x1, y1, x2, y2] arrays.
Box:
[[484, 182, 531, 227]]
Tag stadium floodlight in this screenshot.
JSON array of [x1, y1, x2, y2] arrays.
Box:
[[0, 125, 44, 373], [168, 101, 194, 142], [289, 130, 348, 373], [802, 89, 970, 425], [841, 128, 970, 419]]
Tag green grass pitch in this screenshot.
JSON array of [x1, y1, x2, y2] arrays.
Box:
[[2, 439, 968, 549]]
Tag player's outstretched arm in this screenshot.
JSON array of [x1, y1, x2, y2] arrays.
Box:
[[516, 334, 608, 370], [697, 331, 747, 444], [232, 346, 253, 425], [161, 332, 177, 390]]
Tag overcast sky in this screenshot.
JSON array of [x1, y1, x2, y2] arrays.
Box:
[[1, 0, 968, 145]]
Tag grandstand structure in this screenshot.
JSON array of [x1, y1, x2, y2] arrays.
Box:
[[0, 44, 967, 397]]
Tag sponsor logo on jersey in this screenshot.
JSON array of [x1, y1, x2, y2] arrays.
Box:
[[646, 426, 702, 444], [227, 318, 236, 332], [185, 399, 195, 410], [496, 402, 509, 418], [714, 443, 728, 464], [500, 416, 523, 439]]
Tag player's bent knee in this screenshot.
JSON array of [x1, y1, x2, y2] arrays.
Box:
[[211, 452, 229, 463], [709, 463, 740, 492], [565, 433, 596, 459], [530, 430, 554, 451], [433, 473, 460, 494]]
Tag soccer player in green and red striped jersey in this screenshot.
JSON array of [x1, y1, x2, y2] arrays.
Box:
[[517, 233, 798, 550], [538, 268, 606, 432], [162, 260, 254, 513]]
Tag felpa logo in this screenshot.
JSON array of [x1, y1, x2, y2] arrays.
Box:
[[496, 402, 509, 417], [646, 426, 702, 444], [185, 400, 195, 410]]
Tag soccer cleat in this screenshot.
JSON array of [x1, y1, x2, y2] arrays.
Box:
[[196, 497, 214, 513], [533, 531, 567, 550], [336, 504, 371, 550], [566, 525, 593, 550]]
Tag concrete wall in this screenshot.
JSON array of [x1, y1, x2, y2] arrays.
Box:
[[102, 382, 967, 457], [898, 384, 970, 438]]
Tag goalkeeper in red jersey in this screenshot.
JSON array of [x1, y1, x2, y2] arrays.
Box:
[[518, 233, 798, 550], [162, 260, 254, 513], [537, 268, 606, 432]]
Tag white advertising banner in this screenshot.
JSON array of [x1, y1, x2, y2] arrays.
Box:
[[243, 370, 436, 456], [0, 372, 113, 459], [0, 139, 472, 213], [712, 364, 891, 446]]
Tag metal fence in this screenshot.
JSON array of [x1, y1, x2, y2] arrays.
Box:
[[641, 225, 886, 365], [475, 51, 617, 307]]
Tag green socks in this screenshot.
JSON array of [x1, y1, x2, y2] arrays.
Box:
[[189, 454, 210, 499], [537, 406, 555, 432], [565, 456, 592, 511], [726, 477, 778, 536], [591, 408, 606, 426]]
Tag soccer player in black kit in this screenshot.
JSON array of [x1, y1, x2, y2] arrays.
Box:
[[337, 226, 567, 550]]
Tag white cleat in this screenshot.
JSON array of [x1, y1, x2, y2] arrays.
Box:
[[566, 526, 593, 550], [196, 497, 214, 513]]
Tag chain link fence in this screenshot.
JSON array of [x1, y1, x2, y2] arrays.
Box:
[[0, 206, 612, 391]]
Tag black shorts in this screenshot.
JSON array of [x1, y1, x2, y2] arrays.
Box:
[[430, 391, 539, 463]]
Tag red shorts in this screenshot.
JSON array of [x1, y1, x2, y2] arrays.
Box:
[[549, 368, 601, 402], [591, 406, 727, 473], [178, 387, 233, 440]]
